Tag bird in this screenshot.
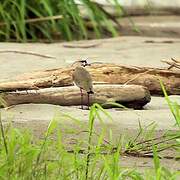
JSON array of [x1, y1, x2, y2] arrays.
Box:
[[72, 60, 94, 109]]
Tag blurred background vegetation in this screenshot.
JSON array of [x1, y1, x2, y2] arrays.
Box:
[[0, 0, 122, 42]]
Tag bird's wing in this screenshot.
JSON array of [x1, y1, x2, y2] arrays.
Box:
[[79, 68, 93, 92], [72, 66, 93, 92]]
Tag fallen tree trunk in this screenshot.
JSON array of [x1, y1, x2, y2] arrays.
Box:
[[1, 85, 151, 109], [0, 63, 179, 95]]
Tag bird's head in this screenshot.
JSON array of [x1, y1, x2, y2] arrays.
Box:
[[71, 59, 91, 67], [79, 59, 91, 67]]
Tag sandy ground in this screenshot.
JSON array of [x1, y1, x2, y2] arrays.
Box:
[[0, 35, 180, 171]]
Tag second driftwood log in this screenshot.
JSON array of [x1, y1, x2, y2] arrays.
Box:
[[1, 85, 151, 109]]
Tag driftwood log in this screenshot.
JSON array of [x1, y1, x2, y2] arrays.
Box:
[[1, 85, 151, 109], [0, 63, 179, 95]]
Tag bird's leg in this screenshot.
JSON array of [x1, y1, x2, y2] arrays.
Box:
[[87, 93, 90, 110], [80, 88, 83, 109]]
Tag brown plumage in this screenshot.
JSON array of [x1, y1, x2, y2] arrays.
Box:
[[72, 66, 93, 94], [72, 60, 94, 109]]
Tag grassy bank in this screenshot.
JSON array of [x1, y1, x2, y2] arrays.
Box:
[[0, 0, 122, 42]]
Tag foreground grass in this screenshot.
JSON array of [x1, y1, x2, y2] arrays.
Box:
[[0, 102, 179, 179]]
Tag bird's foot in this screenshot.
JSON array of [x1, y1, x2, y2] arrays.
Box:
[[78, 106, 90, 110], [83, 106, 90, 110], [79, 105, 84, 110]]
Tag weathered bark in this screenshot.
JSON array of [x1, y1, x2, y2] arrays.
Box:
[[161, 58, 180, 70], [0, 63, 179, 95], [1, 85, 151, 109]]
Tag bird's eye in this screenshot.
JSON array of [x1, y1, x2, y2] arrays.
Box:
[[81, 62, 85, 67]]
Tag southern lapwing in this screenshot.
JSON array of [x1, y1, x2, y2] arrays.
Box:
[[72, 60, 94, 109]]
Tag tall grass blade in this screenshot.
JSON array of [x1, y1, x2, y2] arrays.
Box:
[[159, 79, 180, 128], [0, 112, 8, 155]]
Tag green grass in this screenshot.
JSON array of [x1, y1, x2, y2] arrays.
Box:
[[0, 0, 122, 42]]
